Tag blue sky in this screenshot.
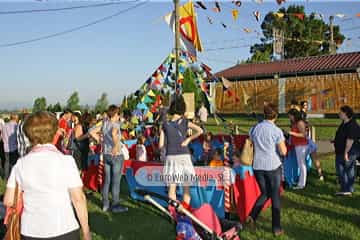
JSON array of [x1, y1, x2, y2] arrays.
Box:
[[1, 0, 360, 109]]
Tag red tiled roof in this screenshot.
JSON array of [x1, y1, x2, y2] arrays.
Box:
[[215, 52, 360, 80]]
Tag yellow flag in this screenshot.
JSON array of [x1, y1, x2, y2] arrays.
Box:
[[164, 1, 203, 56], [274, 12, 285, 18], [146, 111, 153, 119], [232, 9, 239, 21], [148, 90, 156, 97]]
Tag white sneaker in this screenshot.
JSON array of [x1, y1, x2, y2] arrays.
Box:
[[319, 175, 324, 181], [335, 192, 352, 196], [293, 186, 305, 190], [102, 204, 110, 212]]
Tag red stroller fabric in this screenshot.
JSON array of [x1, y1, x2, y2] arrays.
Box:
[[82, 162, 99, 191], [233, 171, 272, 223], [191, 203, 222, 236]]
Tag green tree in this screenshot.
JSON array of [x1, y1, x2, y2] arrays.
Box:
[[182, 69, 203, 109], [66, 92, 80, 111], [95, 93, 109, 113], [46, 104, 53, 112], [248, 5, 345, 62], [121, 96, 128, 110], [53, 102, 62, 112], [33, 97, 47, 112]]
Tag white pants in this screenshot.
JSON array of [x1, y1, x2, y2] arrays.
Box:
[[295, 145, 307, 188]]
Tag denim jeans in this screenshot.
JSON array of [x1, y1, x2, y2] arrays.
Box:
[[250, 167, 282, 233], [336, 152, 358, 193], [4, 151, 19, 179], [102, 154, 124, 207]]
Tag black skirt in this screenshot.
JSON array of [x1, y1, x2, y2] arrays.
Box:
[[21, 229, 80, 240]]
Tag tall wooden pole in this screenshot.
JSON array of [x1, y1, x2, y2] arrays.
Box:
[[174, 0, 180, 95]]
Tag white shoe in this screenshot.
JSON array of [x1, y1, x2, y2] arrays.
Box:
[[335, 192, 352, 196], [293, 186, 305, 190], [102, 204, 110, 212], [319, 175, 324, 181]]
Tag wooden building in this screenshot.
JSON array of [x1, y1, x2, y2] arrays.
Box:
[[214, 52, 360, 114]]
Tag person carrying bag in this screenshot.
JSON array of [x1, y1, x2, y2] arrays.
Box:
[[4, 183, 23, 240]]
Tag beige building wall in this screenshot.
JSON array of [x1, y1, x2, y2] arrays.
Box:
[[215, 72, 360, 114]]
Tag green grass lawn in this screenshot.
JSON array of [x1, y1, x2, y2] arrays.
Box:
[[205, 117, 340, 141], [0, 153, 358, 239], [82, 153, 359, 240]]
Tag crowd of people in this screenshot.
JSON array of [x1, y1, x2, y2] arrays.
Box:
[[0, 96, 359, 238]]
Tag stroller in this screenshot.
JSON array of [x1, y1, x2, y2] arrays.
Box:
[[135, 189, 241, 240]]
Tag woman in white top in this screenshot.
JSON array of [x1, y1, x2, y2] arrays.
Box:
[[3, 111, 91, 240]]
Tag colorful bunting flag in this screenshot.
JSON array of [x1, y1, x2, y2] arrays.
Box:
[[164, 1, 203, 58], [273, 12, 285, 18], [213, 2, 221, 13], [195, 1, 207, 10], [254, 0, 263, 4], [232, 9, 239, 21], [253, 11, 261, 22], [243, 28, 252, 33], [226, 89, 234, 97], [177, 73, 184, 84], [215, 2, 221, 11], [145, 78, 152, 84], [143, 95, 154, 104], [153, 79, 161, 86], [130, 130, 136, 137], [159, 64, 167, 73], [292, 13, 305, 20], [221, 77, 233, 90], [356, 13, 360, 17], [232, 1, 242, 7], [179, 65, 186, 73], [147, 90, 155, 97], [276, 0, 286, 5], [136, 103, 148, 110]]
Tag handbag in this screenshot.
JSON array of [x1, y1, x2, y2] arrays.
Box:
[[240, 126, 256, 166], [4, 184, 22, 240]]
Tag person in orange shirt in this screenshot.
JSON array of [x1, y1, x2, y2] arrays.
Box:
[[209, 148, 224, 167]]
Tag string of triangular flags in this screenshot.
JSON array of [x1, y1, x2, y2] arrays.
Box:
[[194, 0, 360, 33], [126, 50, 243, 122], [127, 50, 216, 114]]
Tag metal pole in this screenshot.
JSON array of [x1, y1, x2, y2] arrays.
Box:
[[329, 15, 336, 54], [174, 0, 180, 95], [272, 27, 276, 60]]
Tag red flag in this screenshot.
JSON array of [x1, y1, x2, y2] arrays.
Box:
[[293, 13, 305, 20]]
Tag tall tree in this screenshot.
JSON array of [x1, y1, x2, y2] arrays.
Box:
[[46, 104, 53, 112], [95, 93, 109, 113], [33, 97, 47, 112], [121, 96, 128, 110], [66, 92, 80, 111], [248, 5, 345, 62], [182, 69, 203, 109], [53, 102, 62, 112]]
